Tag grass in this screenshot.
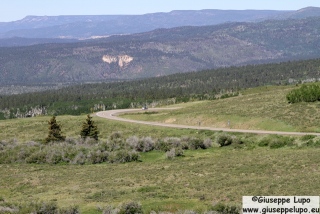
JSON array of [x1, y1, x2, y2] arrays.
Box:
[[0, 147, 320, 213], [1, 84, 320, 213], [0, 114, 212, 143], [121, 85, 320, 133]]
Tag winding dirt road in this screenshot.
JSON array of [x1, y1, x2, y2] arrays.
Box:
[[96, 108, 320, 136]]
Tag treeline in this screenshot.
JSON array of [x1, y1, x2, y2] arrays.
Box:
[[1, 58, 320, 119], [287, 83, 320, 103]]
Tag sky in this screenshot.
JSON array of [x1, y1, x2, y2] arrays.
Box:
[[1, 0, 320, 22]]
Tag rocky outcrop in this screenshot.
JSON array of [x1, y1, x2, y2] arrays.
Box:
[[102, 55, 133, 68]]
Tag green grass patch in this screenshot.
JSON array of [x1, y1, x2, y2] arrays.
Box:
[[121, 85, 320, 133], [0, 147, 320, 212]]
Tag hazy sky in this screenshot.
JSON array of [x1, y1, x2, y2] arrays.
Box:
[[1, 0, 320, 22]]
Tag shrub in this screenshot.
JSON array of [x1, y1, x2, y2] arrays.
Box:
[[104, 139, 123, 152], [9, 201, 80, 214], [109, 150, 140, 163], [82, 137, 99, 145], [211, 203, 240, 214], [59, 205, 80, 214], [118, 201, 142, 214], [71, 151, 87, 165], [154, 140, 171, 152], [313, 140, 320, 147], [25, 149, 47, 164], [216, 134, 233, 147], [100, 205, 119, 214], [165, 137, 182, 148], [300, 135, 316, 141], [189, 138, 206, 150], [305, 140, 314, 147], [166, 147, 184, 159], [126, 136, 139, 149], [46, 149, 65, 164], [180, 137, 191, 150], [139, 137, 155, 152], [110, 132, 123, 141], [258, 138, 270, 147], [203, 138, 213, 149], [269, 136, 294, 149], [87, 150, 109, 164], [129, 136, 155, 152], [287, 83, 320, 103], [30, 201, 59, 214]]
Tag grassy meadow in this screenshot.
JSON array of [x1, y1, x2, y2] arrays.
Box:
[[0, 114, 208, 144], [1, 147, 320, 213], [121, 85, 320, 133], [1, 84, 320, 213]]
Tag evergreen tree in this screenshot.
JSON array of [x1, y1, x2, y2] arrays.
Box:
[[80, 114, 99, 140], [45, 116, 65, 143]]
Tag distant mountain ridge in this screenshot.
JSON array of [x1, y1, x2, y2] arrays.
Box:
[[1, 16, 320, 85], [1, 7, 320, 39]]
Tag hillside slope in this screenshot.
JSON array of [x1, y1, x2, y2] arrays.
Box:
[[120, 84, 320, 133], [0, 17, 320, 84]]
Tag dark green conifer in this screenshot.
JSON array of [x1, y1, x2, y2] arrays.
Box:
[[45, 116, 65, 143], [80, 114, 99, 140]]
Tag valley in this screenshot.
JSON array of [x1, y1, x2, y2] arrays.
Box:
[[1, 6, 320, 214]]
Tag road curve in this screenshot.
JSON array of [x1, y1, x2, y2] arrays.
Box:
[[96, 108, 320, 136]]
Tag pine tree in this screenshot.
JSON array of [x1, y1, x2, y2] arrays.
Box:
[[80, 114, 99, 140], [45, 116, 65, 143]]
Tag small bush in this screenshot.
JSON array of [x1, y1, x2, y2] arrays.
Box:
[[211, 203, 240, 214], [126, 136, 139, 149], [154, 140, 170, 152], [189, 138, 206, 150], [100, 205, 119, 214], [4, 201, 80, 214], [71, 151, 87, 165], [166, 147, 184, 159], [118, 201, 142, 214], [165, 137, 182, 148], [109, 150, 140, 163], [313, 140, 320, 147], [110, 132, 123, 141], [25, 149, 47, 164], [104, 140, 123, 152], [29, 201, 59, 214], [216, 134, 233, 147], [258, 138, 270, 147], [139, 137, 155, 152], [83, 137, 99, 145], [59, 205, 80, 214], [305, 140, 314, 147], [300, 135, 316, 141], [87, 150, 109, 164], [269, 136, 294, 149], [203, 138, 213, 149]]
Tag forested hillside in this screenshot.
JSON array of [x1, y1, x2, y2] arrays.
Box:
[[1, 58, 320, 119], [1, 17, 320, 85]]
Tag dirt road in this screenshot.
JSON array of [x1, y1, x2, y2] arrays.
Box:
[[96, 108, 320, 136]]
